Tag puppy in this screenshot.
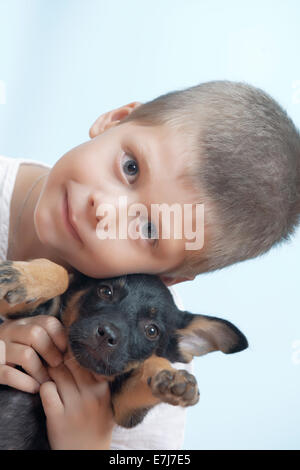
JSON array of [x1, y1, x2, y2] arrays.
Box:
[[0, 259, 248, 450]]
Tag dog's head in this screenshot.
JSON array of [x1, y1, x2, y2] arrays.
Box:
[[61, 273, 248, 376]]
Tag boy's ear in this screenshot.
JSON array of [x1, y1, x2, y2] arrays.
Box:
[[159, 274, 195, 287], [89, 101, 142, 138], [177, 313, 248, 362]]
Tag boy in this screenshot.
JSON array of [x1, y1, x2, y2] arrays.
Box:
[[0, 80, 300, 449]]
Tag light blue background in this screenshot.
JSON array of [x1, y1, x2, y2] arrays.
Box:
[[0, 0, 299, 450]]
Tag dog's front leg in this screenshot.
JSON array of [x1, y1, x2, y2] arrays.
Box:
[[0, 259, 70, 317], [111, 355, 199, 428]]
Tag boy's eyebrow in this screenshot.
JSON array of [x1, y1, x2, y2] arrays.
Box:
[[128, 139, 152, 181]]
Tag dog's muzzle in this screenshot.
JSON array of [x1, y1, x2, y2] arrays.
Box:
[[96, 322, 120, 350], [68, 318, 127, 376]]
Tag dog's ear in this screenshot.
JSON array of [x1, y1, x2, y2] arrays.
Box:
[[176, 313, 248, 362]]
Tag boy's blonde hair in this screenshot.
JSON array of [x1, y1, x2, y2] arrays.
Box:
[[121, 81, 300, 278]]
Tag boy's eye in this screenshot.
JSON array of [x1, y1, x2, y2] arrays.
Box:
[[140, 221, 158, 240], [139, 217, 158, 247], [122, 153, 139, 183]]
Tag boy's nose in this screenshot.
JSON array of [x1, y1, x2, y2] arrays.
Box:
[[89, 191, 129, 227], [96, 322, 120, 350], [91, 194, 144, 239]]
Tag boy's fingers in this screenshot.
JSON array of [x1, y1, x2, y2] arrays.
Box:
[[5, 342, 50, 384], [15, 316, 68, 353], [92, 379, 112, 406], [0, 364, 40, 394], [63, 352, 98, 392], [48, 364, 80, 405], [63, 352, 111, 400], [10, 323, 64, 367], [36, 316, 67, 353], [40, 381, 64, 418]]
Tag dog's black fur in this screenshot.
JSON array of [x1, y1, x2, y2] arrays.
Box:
[[0, 267, 248, 450]]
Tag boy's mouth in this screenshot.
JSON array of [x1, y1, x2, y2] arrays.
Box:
[[63, 190, 83, 243]]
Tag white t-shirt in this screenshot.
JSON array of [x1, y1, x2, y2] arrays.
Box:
[[0, 154, 193, 449]]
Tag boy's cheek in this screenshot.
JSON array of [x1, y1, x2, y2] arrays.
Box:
[[34, 201, 55, 246], [35, 193, 65, 248], [63, 240, 148, 279]]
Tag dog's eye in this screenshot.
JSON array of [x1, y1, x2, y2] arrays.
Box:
[[144, 324, 159, 340], [97, 285, 113, 300]]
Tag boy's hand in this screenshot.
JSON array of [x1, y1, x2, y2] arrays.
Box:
[[40, 352, 115, 450], [0, 316, 67, 393]]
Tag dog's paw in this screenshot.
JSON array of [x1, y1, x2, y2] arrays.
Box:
[[149, 369, 200, 407], [0, 261, 37, 306]]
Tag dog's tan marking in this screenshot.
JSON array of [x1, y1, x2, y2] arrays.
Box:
[[61, 289, 89, 329], [112, 355, 176, 426], [0, 299, 35, 316], [0, 259, 69, 317], [177, 315, 245, 359], [12, 259, 69, 300], [148, 307, 157, 318], [177, 317, 220, 361], [121, 360, 141, 375], [117, 277, 127, 288]]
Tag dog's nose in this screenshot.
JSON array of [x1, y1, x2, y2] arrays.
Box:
[[96, 323, 119, 349]]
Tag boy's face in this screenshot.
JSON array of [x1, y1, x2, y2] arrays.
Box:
[[34, 118, 199, 283]]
